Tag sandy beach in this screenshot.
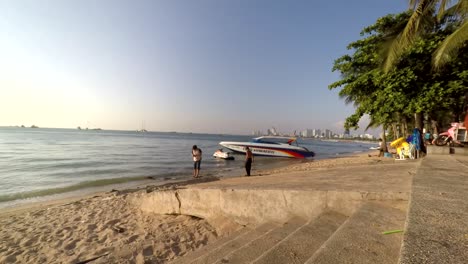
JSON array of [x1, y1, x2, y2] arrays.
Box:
[[0, 153, 387, 264]]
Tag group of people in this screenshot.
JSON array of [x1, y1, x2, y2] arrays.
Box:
[[191, 145, 254, 178], [375, 128, 427, 158]]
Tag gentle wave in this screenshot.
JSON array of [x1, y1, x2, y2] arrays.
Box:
[[0, 176, 153, 203]]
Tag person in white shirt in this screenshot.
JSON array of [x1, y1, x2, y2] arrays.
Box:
[[192, 145, 202, 178]]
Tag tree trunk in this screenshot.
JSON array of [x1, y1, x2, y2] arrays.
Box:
[[430, 119, 439, 135], [392, 124, 398, 140], [382, 124, 388, 153], [414, 112, 423, 130], [463, 92, 468, 125], [402, 118, 408, 137]]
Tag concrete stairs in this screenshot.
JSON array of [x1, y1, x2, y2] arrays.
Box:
[[305, 202, 405, 264], [251, 211, 347, 264], [171, 223, 279, 264], [170, 202, 406, 264], [218, 217, 308, 264], [170, 227, 253, 264]]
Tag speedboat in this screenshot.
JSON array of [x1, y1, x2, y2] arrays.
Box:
[[213, 149, 235, 160], [219, 136, 315, 158]]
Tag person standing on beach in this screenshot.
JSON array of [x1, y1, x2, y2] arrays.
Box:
[[245, 147, 253, 176], [192, 145, 202, 178], [378, 139, 384, 157]]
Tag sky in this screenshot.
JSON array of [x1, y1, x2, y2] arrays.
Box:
[[0, 0, 408, 135]]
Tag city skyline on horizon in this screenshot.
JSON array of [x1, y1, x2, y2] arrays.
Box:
[[1, 124, 377, 139], [2, 115, 378, 136]]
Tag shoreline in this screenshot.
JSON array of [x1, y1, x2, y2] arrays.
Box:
[[0, 150, 381, 217], [0, 150, 375, 211], [0, 151, 380, 215]]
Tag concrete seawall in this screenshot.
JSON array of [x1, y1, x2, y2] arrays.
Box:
[[131, 188, 409, 226], [130, 161, 415, 227]]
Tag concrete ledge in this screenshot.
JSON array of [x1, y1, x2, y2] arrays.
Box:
[[131, 188, 409, 226], [427, 145, 468, 155], [451, 146, 468, 155], [426, 145, 451, 155]]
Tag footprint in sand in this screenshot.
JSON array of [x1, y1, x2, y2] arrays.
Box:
[[98, 235, 110, 244], [127, 235, 139, 243], [64, 239, 79, 251], [53, 239, 63, 248], [20, 237, 37, 247], [105, 219, 120, 227], [1, 254, 17, 263], [142, 245, 153, 256]]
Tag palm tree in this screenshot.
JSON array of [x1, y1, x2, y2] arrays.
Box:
[[383, 0, 468, 71]]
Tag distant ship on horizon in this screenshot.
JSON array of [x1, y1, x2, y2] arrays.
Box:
[[77, 126, 102, 131], [137, 120, 148, 133]]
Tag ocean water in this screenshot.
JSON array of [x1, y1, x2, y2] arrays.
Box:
[[0, 127, 374, 207]]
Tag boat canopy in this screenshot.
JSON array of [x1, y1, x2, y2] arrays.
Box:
[[250, 136, 297, 145]]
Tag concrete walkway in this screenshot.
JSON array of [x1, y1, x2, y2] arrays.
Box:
[[399, 155, 468, 264]]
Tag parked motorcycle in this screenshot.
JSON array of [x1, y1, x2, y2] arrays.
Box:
[[433, 123, 461, 146]]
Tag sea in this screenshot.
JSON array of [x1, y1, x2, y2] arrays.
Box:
[[0, 127, 375, 208]]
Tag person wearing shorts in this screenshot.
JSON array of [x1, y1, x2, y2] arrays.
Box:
[[192, 145, 202, 178], [245, 146, 253, 176]]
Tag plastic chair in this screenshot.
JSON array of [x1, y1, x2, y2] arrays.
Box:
[[396, 143, 415, 160]]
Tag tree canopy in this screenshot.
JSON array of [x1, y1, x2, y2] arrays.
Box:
[[330, 11, 468, 137]]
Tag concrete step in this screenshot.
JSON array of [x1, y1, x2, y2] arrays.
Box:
[[179, 222, 278, 264], [305, 202, 406, 264], [215, 217, 308, 263], [170, 227, 250, 264], [252, 211, 347, 264]]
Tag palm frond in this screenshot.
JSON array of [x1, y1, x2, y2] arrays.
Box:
[[410, 0, 420, 9], [383, 0, 437, 72], [442, 3, 462, 19], [365, 117, 380, 130], [460, 0, 468, 11], [461, 0, 468, 18], [437, 0, 455, 21], [438, 0, 468, 21], [433, 20, 468, 68]]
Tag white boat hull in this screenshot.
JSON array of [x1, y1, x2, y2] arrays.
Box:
[[213, 150, 234, 160], [219, 141, 314, 158]]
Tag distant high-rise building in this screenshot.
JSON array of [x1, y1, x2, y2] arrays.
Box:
[[267, 127, 278, 136], [252, 130, 263, 136], [301, 129, 313, 138], [313, 129, 321, 138]]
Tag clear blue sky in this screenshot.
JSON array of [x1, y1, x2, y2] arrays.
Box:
[[0, 0, 407, 135]]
